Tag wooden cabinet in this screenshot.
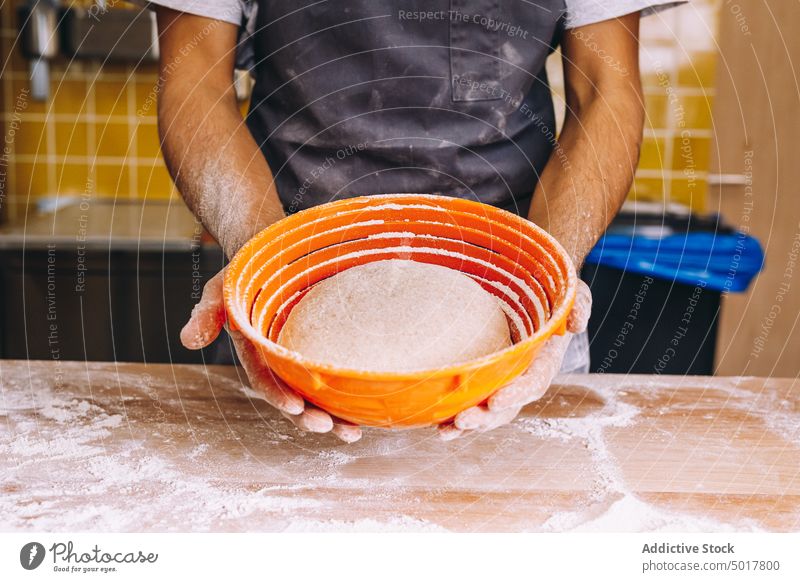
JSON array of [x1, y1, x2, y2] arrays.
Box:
[[711, 1, 800, 376]]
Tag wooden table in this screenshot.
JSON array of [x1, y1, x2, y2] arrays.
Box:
[[2, 360, 798, 532]]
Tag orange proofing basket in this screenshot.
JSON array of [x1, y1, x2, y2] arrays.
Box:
[[224, 194, 577, 428]]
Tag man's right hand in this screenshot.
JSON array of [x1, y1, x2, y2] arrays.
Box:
[[181, 271, 363, 443], [155, 8, 345, 438]]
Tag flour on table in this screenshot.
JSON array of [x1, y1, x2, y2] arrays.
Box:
[[522, 375, 763, 533], [284, 515, 449, 532], [3, 363, 792, 533], [0, 368, 320, 531], [567, 494, 760, 533]]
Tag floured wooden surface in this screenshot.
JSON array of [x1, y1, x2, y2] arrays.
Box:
[[1, 360, 798, 532]]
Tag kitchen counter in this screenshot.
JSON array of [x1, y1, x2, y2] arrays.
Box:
[[2, 360, 798, 532], [0, 199, 211, 252], [0, 200, 223, 363]]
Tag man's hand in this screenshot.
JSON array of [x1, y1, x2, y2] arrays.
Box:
[[181, 271, 363, 443], [157, 11, 340, 438], [186, 272, 589, 444], [435, 14, 644, 438], [438, 279, 592, 440]]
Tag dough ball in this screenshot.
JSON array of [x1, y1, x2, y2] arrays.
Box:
[[277, 259, 512, 372]]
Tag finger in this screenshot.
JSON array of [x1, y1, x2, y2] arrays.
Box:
[[454, 404, 521, 432], [330, 416, 362, 443], [231, 330, 305, 415], [437, 423, 465, 441], [454, 405, 491, 431], [180, 271, 227, 349], [487, 333, 571, 412], [281, 406, 334, 434], [567, 279, 592, 334]]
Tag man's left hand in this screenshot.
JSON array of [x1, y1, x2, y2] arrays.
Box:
[[438, 279, 592, 440]]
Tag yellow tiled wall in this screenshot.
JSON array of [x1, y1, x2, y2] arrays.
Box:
[[549, 1, 720, 212], [636, 0, 718, 211], [1, 0, 718, 223], [0, 1, 176, 224]]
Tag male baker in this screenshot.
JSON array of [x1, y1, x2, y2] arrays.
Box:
[[146, 1, 680, 441]]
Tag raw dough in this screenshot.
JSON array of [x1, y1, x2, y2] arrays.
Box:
[[277, 259, 512, 372]]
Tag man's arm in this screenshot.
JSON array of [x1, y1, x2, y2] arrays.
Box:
[[157, 8, 361, 442], [155, 7, 284, 258], [528, 13, 644, 267], [442, 14, 644, 438]]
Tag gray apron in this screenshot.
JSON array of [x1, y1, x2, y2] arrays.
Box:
[[214, 0, 590, 374], [245, 0, 567, 215]]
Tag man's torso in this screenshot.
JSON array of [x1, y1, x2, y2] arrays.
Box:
[[244, 0, 567, 215]]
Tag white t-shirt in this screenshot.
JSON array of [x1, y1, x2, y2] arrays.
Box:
[[138, 0, 684, 28]]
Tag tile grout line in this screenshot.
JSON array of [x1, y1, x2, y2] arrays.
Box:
[[0, 112, 158, 123], [87, 64, 97, 197], [127, 65, 138, 199], [3, 29, 17, 221], [13, 154, 164, 165], [46, 72, 56, 201]]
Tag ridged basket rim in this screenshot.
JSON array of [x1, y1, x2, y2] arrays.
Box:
[[224, 194, 577, 382]]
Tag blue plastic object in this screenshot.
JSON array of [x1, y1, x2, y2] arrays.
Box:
[[584, 232, 764, 293]]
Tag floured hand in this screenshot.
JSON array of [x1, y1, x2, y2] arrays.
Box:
[[438, 279, 592, 440], [181, 270, 363, 443]]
